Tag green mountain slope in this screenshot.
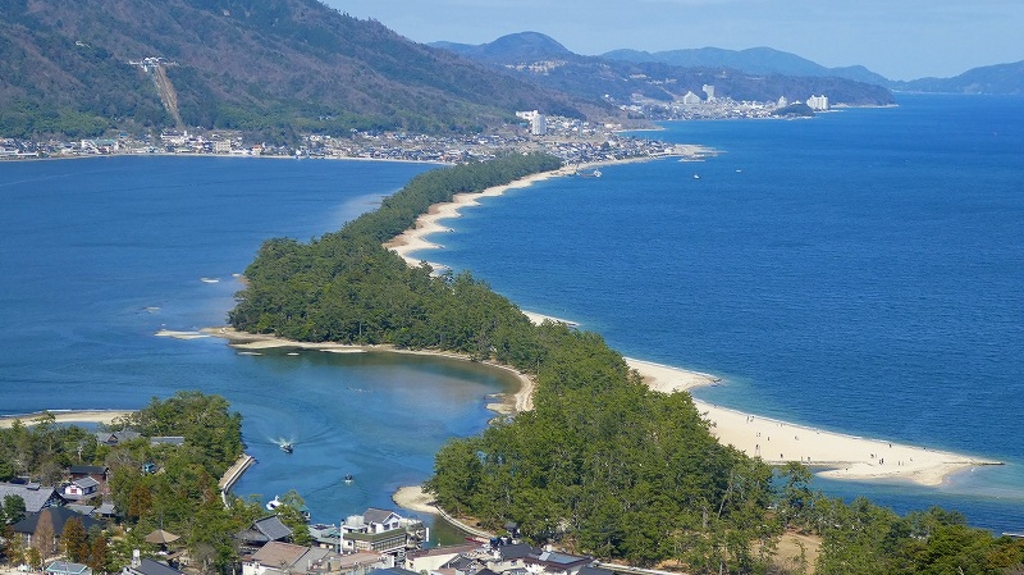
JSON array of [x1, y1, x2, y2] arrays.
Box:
[[0, 0, 594, 139]]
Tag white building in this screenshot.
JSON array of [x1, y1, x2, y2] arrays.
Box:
[[777, 96, 789, 108], [702, 84, 716, 101], [807, 94, 830, 111], [681, 91, 702, 105]]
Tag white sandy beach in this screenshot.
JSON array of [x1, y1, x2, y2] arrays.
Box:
[[0, 409, 134, 429], [383, 152, 710, 268], [625, 358, 1000, 486], [378, 158, 1000, 488]]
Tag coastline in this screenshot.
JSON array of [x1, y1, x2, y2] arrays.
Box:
[[382, 151, 709, 268], [0, 409, 134, 429], [626, 359, 1000, 487], [376, 156, 1001, 488], [200, 327, 535, 414]]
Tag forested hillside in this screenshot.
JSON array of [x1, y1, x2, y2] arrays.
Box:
[[0, 0, 595, 140], [227, 155, 1024, 573]]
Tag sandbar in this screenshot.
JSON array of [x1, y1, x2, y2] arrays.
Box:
[[380, 158, 1000, 488], [0, 409, 134, 429], [202, 327, 534, 413], [383, 151, 711, 268], [626, 358, 1001, 486]]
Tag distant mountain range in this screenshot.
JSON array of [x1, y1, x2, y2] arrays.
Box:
[[603, 46, 892, 87], [0, 0, 598, 140], [603, 46, 1024, 96], [895, 61, 1024, 95], [3, 2, 1017, 142], [433, 33, 894, 107]]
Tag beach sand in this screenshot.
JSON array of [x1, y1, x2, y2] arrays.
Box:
[[0, 409, 134, 429], [203, 327, 534, 413], [383, 152, 710, 268], [392, 485, 440, 515], [625, 358, 1001, 486], [378, 158, 1000, 488]]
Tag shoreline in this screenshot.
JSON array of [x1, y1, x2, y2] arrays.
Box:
[[626, 358, 1001, 487], [0, 409, 134, 429], [200, 327, 535, 414], [376, 157, 1000, 488], [382, 151, 710, 268]]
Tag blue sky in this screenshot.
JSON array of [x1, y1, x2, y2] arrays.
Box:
[[324, 0, 1023, 81]]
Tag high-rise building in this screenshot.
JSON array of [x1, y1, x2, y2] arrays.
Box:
[[682, 91, 702, 105], [807, 94, 830, 111], [702, 84, 716, 101]]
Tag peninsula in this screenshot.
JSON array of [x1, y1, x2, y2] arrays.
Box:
[[379, 157, 1000, 488]]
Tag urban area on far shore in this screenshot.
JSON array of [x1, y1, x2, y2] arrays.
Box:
[[0, 83, 830, 165]]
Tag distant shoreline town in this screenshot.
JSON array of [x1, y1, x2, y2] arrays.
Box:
[[0, 93, 837, 164]]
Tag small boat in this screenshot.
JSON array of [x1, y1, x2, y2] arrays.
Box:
[[199, 277, 220, 284], [266, 495, 282, 511], [693, 174, 700, 180], [343, 474, 354, 483], [576, 168, 602, 178], [280, 442, 293, 454]]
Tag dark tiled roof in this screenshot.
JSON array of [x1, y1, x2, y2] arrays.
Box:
[[499, 544, 537, 561], [363, 507, 400, 525], [130, 559, 183, 575], [13, 506, 101, 536], [73, 477, 100, 489], [69, 465, 108, 476], [0, 482, 58, 513], [253, 516, 293, 541]]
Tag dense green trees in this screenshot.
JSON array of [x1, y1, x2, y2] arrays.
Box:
[[0, 392, 255, 573], [229, 154, 781, 571], [227, 152, 1024, 574]]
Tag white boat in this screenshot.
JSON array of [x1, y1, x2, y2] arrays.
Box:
[[266, 495, 282, 511]]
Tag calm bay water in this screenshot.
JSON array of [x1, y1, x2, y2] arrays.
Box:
[[2, 94, 1021, 534], [0, 156, 519, 534], [410, 94, 1024, 532]]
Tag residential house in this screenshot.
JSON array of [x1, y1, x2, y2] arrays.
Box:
[[64, 477, 100, 500], [0, 482, 63, 513], [69, 465, 108, 484], [336, 508, 424, 555], [96, 429, 141, 446], [404, 544, 480, 573], [486, 544, 538, 574], [13, 506, 101, 555], [46, 561, 93, 575], [122, 555, 185, 575], [523, 551, 592, 575], [241, 541, 344, 575], [318, 552, 390, 575], [235, 516, 293, 554]]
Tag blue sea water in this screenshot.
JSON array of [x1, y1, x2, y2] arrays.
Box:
[[1, 94, 1021, 535], [0, 156, 519, 535], [408, 94, 1024, 532]]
